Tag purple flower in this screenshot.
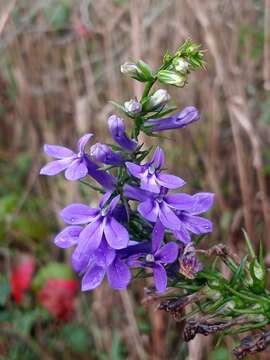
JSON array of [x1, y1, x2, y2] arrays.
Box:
[[40, 133, 92, 180], [90, 143, 125, 166], [40, 133, 116, 190], [58, 192, 129, 272], [173, 192, 214, 244], [108, 115, 137, 152], [127, 221, 179, 292], [144, 106, 200, 132], [124, 185, 195, 231], [179, 242, 203, 279], [55, 229, 131, 290], [126, 147, 185, 193]]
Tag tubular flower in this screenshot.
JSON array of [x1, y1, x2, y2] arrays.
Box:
[[144, 106, 200, 132], [124, 185, 195, 231], [90, 143, 125, 166], [108, 115, 137, 152], [127, 221, 179, 292], [56, 192, 129, 272], [173, 192, 214, 244], [126, 147, 185, 193]]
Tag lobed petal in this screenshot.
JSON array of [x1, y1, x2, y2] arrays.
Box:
[[65, 159, 88, 180], [165, 193, 194, 210], [104, 217, 129, 249], [107, 257, 131, 289], [190, 192, 215, 215], [151, 146, 165, 168], [155, 242, 179, 264], [151, 220, 165, 253], [54, 225, 82, 248], [81, 265, 105, 291], [138, 199, 159, 223], [44, 144, 75, 159], [77, 133, 93, 154], [125, 162, 143, 178], [140, 174, 160, 193], [159, 202, 181, 230], [173, 225, 191, 244], [123, 184, 151, 202], [40, 158, 73, 176], [182, 214, 213, 234], [153, 263, 167, 293], [60, 204, 99, 224], [157, 173, 185, 190]]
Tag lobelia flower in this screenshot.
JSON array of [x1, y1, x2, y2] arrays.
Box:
[[55, 225, 131, 290], [90, 143, 125, 166], [124, 99, 142, 115], [144, 106, 200, 132], [127, 221, 179, 292], [126, 146, 185, 193], [81, 239, 131, 291], [108, 115, 138, 152], [124, 185, 195, 231], [56, 192, 129, 272], [173, 192, 214, 244], [40, 133, 116, 190]]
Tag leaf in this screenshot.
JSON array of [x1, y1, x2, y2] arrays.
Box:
[[32, 262, 74, 291], [230, 255, 248, 287], [242, 228, 256, 258], [0, 275, 10, 306]]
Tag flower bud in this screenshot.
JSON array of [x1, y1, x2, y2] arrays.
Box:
[[124, 99, 142, 115], [157, 70, 186, 87], [143, 89, 171, 111], [144, 106, 200, 132], [108, 115, 138, 152], [173, 58, 189, 74], [90, 143, 124, 166], [121, 60, 153, 82]]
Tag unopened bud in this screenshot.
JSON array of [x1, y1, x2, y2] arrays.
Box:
[[124, 99, 142, 115], [157, 70, 186, 87], [144, 89, 171, 111], [173, 58, 190, 74], [90, 143, 124, 166], [121, 60, 153, 82]]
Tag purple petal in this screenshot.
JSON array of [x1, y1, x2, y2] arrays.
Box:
[[107, 257, 131, 289], [65, 159, 88, 180], [138, 199, 159, 222], [77, 133, 93, 154], [123, 184, 151, 202], [78, 218, 104, 253], [190, 192, 215, 215], [140, 174, 160, 193], [54, 225, 82, 248], [107, 195, 121, 214], [183, 214, 213, 234], [173, 225, 191, 244], [125, 162, 143, 178], [40, 158, 73, 176], [44, 144, 75, 159], [60, 204, 99, 224], [159, 202, 181, 230], [84, 157, 116, 191], [157, 173, 185, 190], [99, 191, 113, 208], [153, 263, 167, 293], [94, 237, 116, 267], [155, 242, 179, 263], [104, 217, 129, 249], [151, 147, 164, 168], [165, 193, 194, 210], [152, 220, 165, 253], [81, 265, 105, 291]]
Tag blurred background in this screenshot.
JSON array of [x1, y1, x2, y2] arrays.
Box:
[[1, 0, 270, 359]]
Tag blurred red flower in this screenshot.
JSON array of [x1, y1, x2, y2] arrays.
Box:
[[37, 278, 78, 320], [11, 254, 35, 304]]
